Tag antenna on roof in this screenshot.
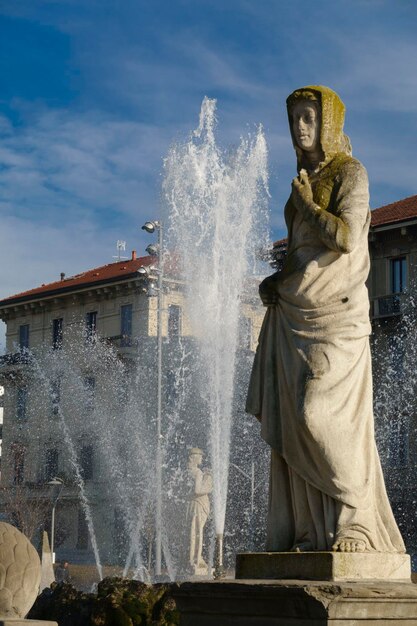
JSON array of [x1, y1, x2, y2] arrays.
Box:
[[113, 240, 128, 262]]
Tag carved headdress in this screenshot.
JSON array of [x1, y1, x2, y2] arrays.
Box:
[[286, 85, 351, 171]]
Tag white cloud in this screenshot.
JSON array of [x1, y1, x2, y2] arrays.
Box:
[[1, 0, 417, 302], [330, 36, 417, 114], [0, 106, 177, 228]]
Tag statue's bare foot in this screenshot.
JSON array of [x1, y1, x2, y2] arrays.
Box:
[[291, 541, 314, 552], [332, 538, 367, 552]]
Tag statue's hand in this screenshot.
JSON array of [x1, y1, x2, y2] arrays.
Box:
[[259, 273, 279, 307], [291, 169, 314, 212], [188, 467, 200, 478]]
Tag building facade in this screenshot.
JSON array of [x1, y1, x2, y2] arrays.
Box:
[[2, 194, 417, 567], [0, 249, 265, 567], [367, 195, 417, 562]]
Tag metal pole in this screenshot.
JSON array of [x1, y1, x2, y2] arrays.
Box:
[[51, 503, 56, 562], [155, 223, 163, 576], [47, 477, 63, 565], [250, 461, 255, 550], [250, 461, 255, 516]]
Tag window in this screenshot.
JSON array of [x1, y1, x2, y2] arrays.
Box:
[[45, 448, 59, 481], [19, 325, 29, 350], [12, 444, 25, 485], [51, 377, 61, 416], [52, 318, 63, 350], [165, 370, 179, 403], [80, 444, 94, 480], [120, 304, 133, 347], [388, 414, 409, 467], [86, 311, 97, 341], [77, 507, 89, 550], [16, 386, 28, 420], [83, 377, 95, 413], [390, 257, 407, 293], [168, 305, 181, 340]]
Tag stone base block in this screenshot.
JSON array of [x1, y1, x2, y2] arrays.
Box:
[[236, 551, 411, 582], [0, 621, 57, 625], [173, 579, 417, 625]]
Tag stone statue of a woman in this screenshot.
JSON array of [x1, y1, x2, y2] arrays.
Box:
[[186, 448, 212, 575], [246, 85, 405, 554]]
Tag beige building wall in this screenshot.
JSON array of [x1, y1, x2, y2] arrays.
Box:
[[0, 269, 265, 563]]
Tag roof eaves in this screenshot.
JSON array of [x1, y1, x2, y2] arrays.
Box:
[[371, 216, 417, 231], [0, 271, 142, 309]]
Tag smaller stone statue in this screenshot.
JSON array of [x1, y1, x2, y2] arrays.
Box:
[[186, 448, 212, 576]]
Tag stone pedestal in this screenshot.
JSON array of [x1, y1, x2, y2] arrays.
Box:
[[173, 552, 416, 625], [0, 621, 57, 625], [173, 579, 417, 625], [236, 551, 411, 582]]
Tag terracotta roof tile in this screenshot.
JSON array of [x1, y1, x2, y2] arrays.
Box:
[[0, 255, 154, 306], [370, 194, 417, 227]]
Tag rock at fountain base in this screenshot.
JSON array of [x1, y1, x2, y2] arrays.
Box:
[[236, 551, 411, 582], [0, 621, 57, 625], [173, 579, 417, 625]]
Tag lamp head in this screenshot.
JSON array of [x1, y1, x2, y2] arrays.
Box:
[[47, 477, 64, 503], [47, 477, 64, 486], [142, 220, 160, 234], [146, 244, 159, 256], [137, 266, 149, 275]]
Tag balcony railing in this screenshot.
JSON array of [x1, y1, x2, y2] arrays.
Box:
[[101, 335, 138, 350], [371, 293, 404, 319]]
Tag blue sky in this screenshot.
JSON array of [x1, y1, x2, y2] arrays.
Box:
[[1, 0, 417, 314]]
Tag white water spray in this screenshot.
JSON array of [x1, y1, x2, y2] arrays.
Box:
[[163, 97, 269, 538]]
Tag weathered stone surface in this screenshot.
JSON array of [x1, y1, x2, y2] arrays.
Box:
[[246, 85, 405, 557], [236, 552, 411, 582], [186, 448, 212, 577], [173, 579, 417, 625], [0, 523, 41, 619], [0, 621, 57, 625]]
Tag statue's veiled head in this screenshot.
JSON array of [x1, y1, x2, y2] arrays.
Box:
[[286, 86, 348, 170], [188, 447, 203, 470]]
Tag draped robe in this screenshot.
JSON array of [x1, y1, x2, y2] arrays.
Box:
[[246, 86, 405, 553]]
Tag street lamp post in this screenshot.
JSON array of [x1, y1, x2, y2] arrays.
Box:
[[141, 220, 164, 577], [47, 477, 64, 563]]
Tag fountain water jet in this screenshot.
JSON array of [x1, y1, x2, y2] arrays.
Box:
[[163, 96, 269, 566], [9, 99, 270, 583]]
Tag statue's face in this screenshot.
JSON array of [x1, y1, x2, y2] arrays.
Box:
[[291, 100, 320, 152]]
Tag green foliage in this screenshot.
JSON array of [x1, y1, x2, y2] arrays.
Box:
[[28, 577, 180, 626]]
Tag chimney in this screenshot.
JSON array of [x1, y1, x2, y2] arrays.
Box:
[[131, 250, 137, 261], [60, 272, 65, 281]]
